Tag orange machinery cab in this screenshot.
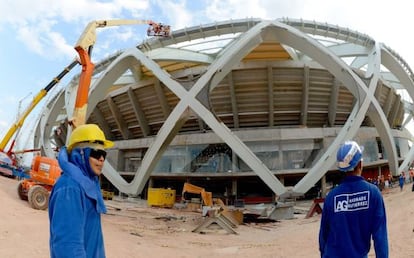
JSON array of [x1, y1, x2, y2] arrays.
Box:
[[29, 155, 61, 185], [17, 156, 62, 210]]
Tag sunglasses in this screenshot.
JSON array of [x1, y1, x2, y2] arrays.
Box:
[[89, 149, 107, 160]]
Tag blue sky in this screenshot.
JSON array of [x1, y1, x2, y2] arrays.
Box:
[[0, 0, 413, 152]]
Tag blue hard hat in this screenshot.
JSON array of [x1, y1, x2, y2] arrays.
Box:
[[337, 141, 363, 172]]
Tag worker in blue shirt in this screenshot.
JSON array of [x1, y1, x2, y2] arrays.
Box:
[[399, 173, 405, 191], [319, 141, 388, 258], [49, 124, 114, 258]]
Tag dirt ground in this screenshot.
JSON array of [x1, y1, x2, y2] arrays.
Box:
[[1, 175, 414, 258]]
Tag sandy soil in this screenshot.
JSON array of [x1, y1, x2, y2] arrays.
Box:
[[1, 175, 414, 258]]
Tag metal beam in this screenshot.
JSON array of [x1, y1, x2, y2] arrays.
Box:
[[300, 66, 309, 126], [127, 88, 151, 137], [106, 97, 130, 140], [328, 79, 339, 127], [228, 72, 239, 128], [267, 66, 274, 126], [154, 79, 170, 118], [388, 95, 401, 128], [91, 107, 113, 140]]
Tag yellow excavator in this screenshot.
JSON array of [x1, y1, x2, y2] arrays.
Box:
[[15, 19, 171, 210], [182, 182, 214, 207], [181, 182, 244, 227]]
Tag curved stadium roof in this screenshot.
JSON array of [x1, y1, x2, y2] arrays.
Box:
[[35, 18, 414, 197]]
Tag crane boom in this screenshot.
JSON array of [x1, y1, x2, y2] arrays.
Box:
[[0, 19, 170, 164], [0, 59, 79, 154], [71, 19, 171, 128], [75, 19, 159, 50]]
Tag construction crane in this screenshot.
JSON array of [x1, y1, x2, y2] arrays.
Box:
[[0, 59, 79, 169], [0, 19, 170, 169], [71, 19, 171, 128], [16, 19, 171, 210]]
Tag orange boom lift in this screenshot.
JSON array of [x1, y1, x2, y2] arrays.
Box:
[[17, 19, 171, 210]]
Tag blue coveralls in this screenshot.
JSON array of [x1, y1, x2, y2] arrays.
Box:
[[49, 147, 107, 258], [319, 175, 388, 258]]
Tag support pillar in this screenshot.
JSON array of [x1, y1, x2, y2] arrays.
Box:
[[321, 175, 327, 198]]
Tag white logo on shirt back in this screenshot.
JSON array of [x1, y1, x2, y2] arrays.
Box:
[[334, 191, 370, 212]]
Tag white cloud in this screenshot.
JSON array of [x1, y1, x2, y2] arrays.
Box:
[[15, 18, 76, 60], [48, 31, 78, 58], [0, 0, 152, 60], [151, 0, 193, 30], [205, 0, 268, 21], [0, 0, 411, 57]]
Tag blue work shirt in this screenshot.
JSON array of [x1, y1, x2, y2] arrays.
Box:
[[49, 147, 107, 258], [319, 175, 388, 258]]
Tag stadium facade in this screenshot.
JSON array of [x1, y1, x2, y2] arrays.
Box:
[[35, 18, 414, 202]]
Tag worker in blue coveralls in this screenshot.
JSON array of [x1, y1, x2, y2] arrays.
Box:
[[49, 124, 114, 258], [319, 140, 388, 258]]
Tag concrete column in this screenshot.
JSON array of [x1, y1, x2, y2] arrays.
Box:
[[321, 175, 327, 198], [278, 141, 284, 169], [232, 151, 238, 172], [232, 179, 237, 196], [107, 149, 123, 171], [148, 178, 154, 188]]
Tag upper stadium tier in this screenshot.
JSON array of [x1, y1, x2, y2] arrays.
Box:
[[35, 18, 414, 198]]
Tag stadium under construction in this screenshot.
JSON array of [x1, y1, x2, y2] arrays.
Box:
[[33, 18, 414, 204]]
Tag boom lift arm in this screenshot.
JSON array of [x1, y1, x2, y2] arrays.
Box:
[[0, 19, 170, 163], [71, 19, 171, 128], [14, 19, 170, 210]]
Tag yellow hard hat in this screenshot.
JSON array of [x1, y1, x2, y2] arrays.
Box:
[[68, 124, 114, 151]]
